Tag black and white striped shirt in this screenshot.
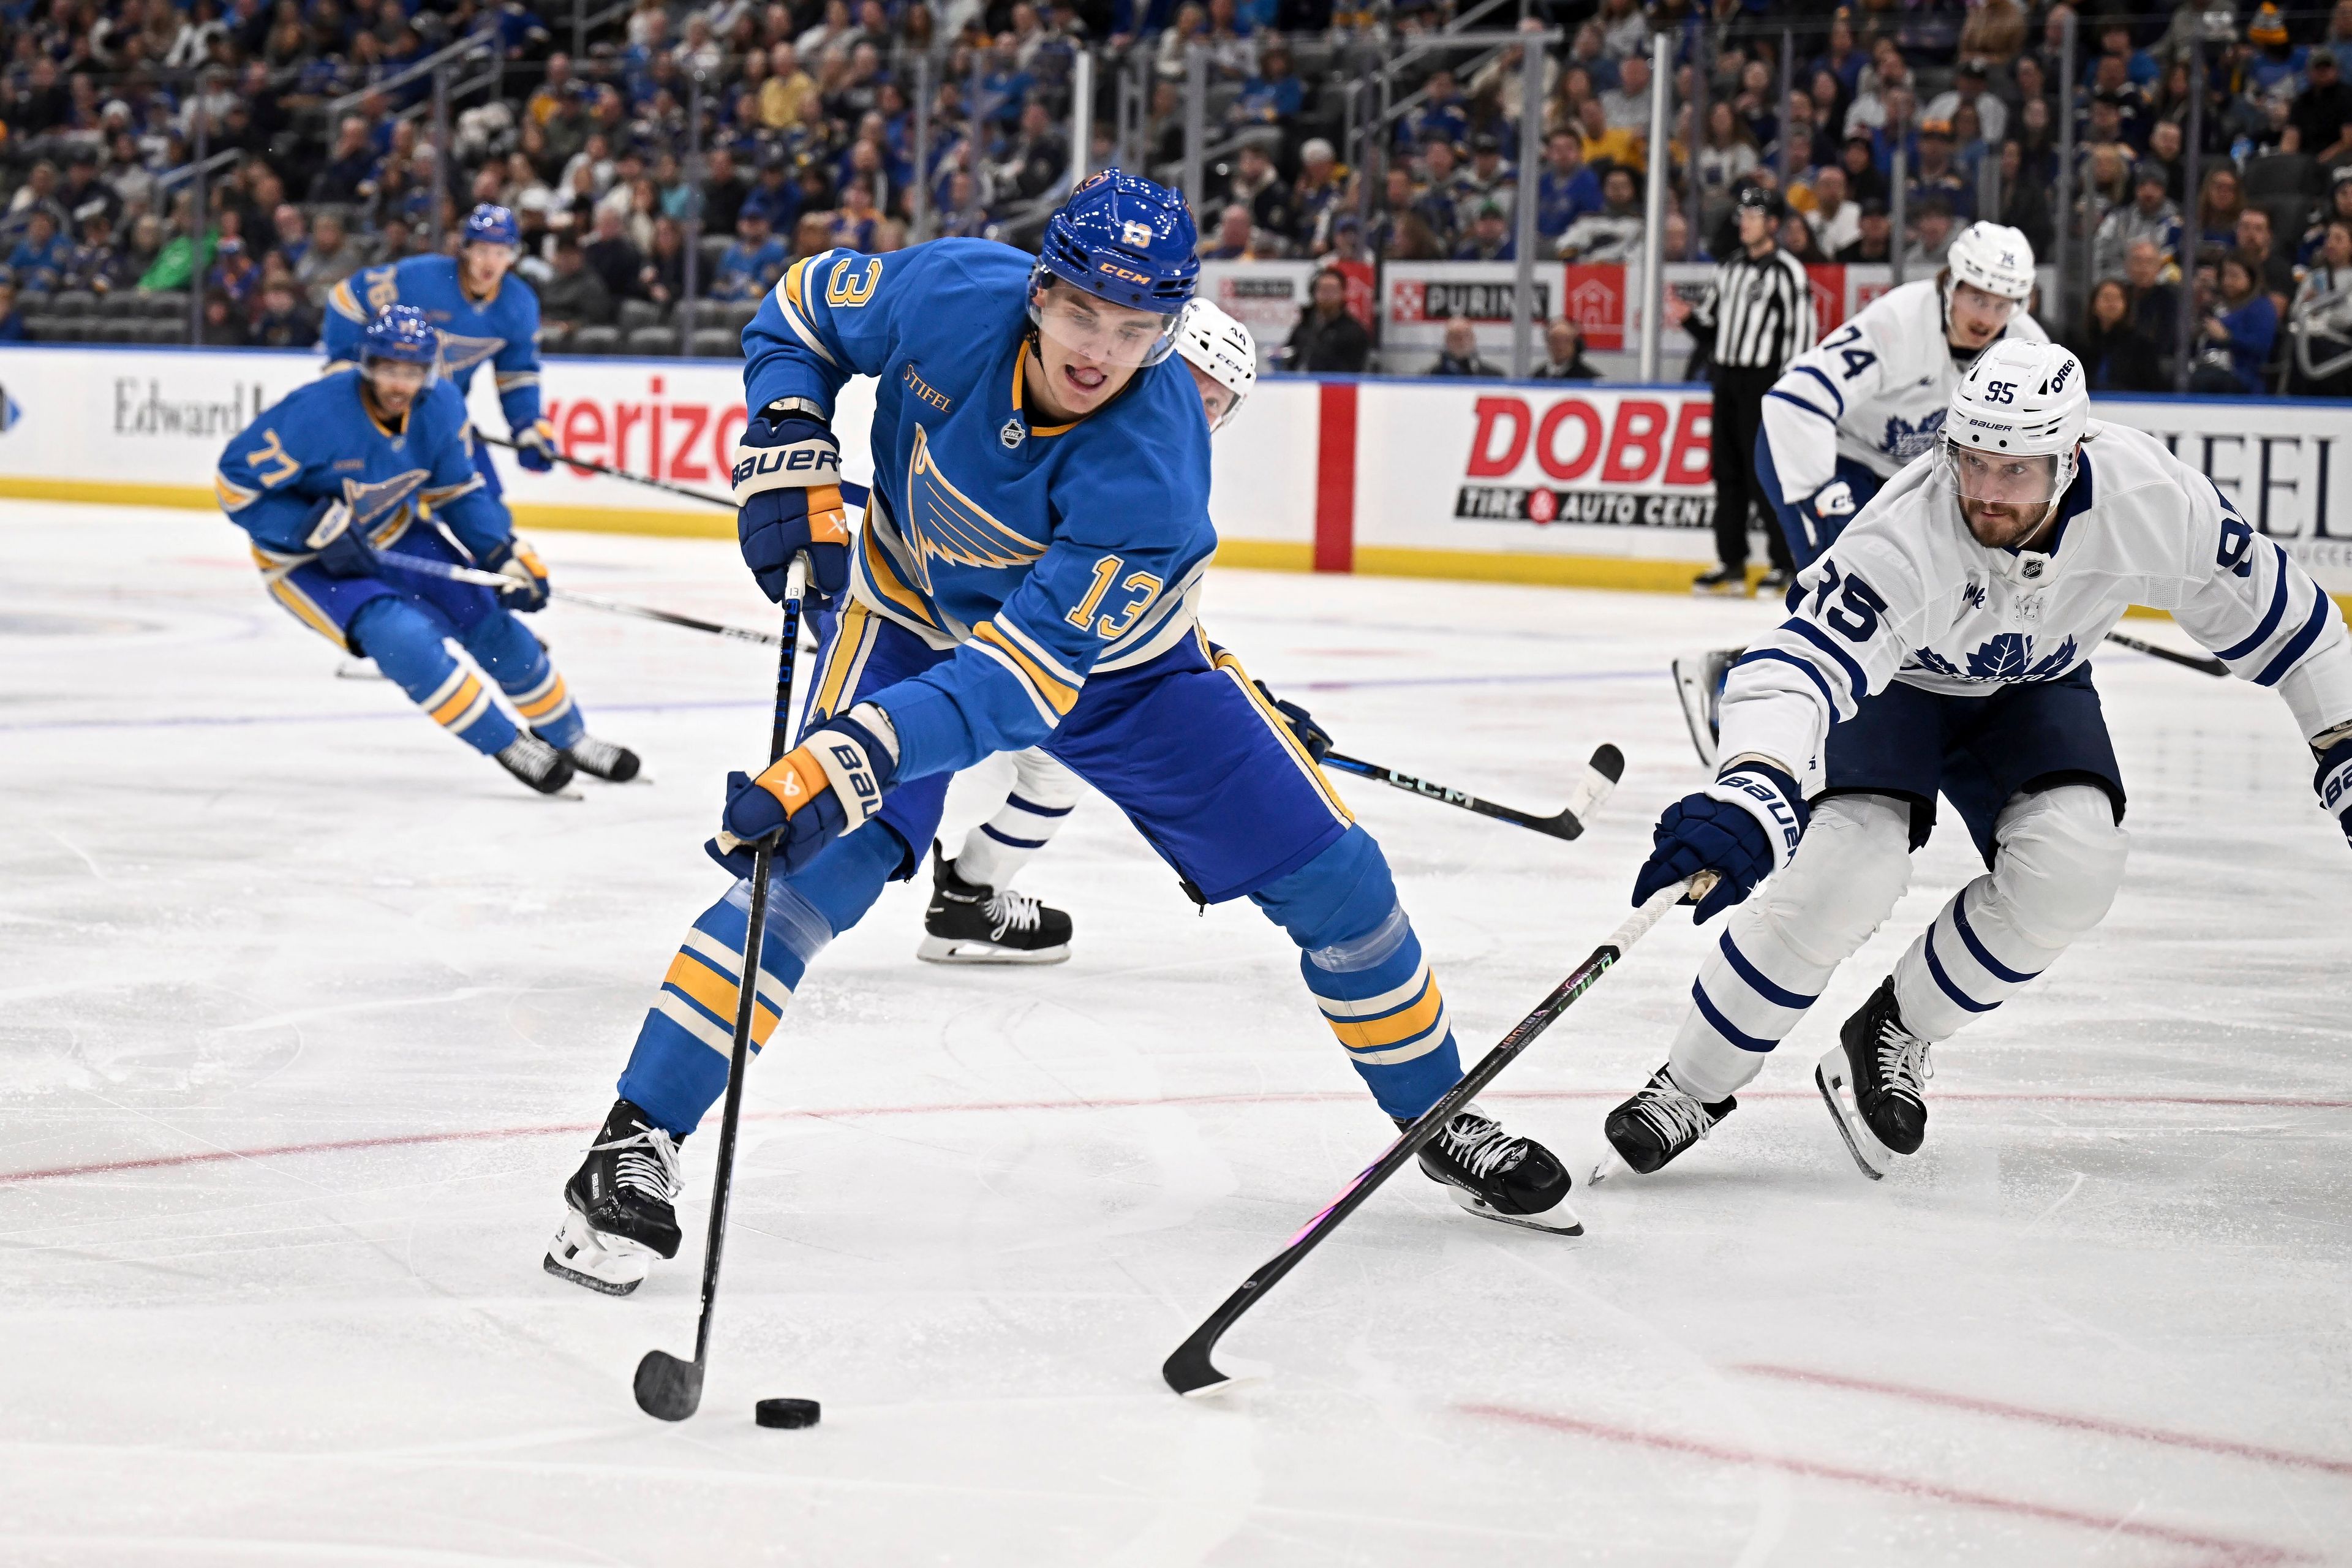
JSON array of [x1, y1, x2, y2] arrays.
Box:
[[1688, 246, 1814, 372]]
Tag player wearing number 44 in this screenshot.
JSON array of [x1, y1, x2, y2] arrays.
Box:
[[544, 173, 1583, 1299], [1605, 339, 2352, 1182], [215, 306, 639, 794]]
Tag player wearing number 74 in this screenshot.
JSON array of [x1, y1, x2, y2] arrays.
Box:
[[1603, 339, 2352, 1182]]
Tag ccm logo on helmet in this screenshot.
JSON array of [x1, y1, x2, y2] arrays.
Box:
[[1099, 262, 1152, 284]]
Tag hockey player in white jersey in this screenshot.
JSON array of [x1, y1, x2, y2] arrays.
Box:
[[1757, 221, 2047, 568], [1608, 340, 2352, 1180], [1673, 221, 2049, 766], [916, 296, 1283, 963]]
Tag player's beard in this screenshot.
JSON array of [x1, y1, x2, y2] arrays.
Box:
[[1960, 494, 2054, 549]]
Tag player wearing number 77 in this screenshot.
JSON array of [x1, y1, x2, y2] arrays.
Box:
[[543, 173, 1581, 1297], [1603, 340, 2352, 1182]]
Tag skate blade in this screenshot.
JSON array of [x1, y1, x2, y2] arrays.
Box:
[[1589, 1147, 1634, 1185], [1447, 1186, 1585, 1236], [1669, 654, 1721, 770], [334, 659, 386, 681], [916, 935, 1071, 965], [1814, 1053, 1892, 1182], [543, 1214, 652, 1294]]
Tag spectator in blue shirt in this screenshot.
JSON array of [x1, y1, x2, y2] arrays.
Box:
[[711, 209, 788, 302], [1535, 130, 1604, 240], [2193, 251, 2280, 393], [6, 211, 70, 295], [1231, 41, 1304, 127], [1396, 69, 1469, 151], [741, 159, 801, 232]]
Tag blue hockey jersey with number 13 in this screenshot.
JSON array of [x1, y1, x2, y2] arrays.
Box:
[[742, 238, 1215, 785]]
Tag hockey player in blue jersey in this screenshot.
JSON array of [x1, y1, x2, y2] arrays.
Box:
[[915, 296, 1281, 965], [217, 306, 639, 793], [543, 173, 1577, 1297], [322, 204, 558, 493]]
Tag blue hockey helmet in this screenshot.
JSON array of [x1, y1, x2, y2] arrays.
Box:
[[462, 202, 520, 249], [1030, 171, 1197, 365], [360, 304, 440, 376]]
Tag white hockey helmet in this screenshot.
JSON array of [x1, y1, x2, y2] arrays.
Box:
[[1174, 296, 1256, 431], [1941, 338, 2090, 528], [1947, 221, 2037, 301]]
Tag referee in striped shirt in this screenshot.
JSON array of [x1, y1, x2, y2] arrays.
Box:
[[1672, 184, 1814, 596]]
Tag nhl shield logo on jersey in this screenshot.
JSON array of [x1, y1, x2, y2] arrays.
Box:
[[999, 415, 1026, 450]]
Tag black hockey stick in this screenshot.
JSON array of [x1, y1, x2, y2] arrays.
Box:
[[635, 553, 810, 1423], [480, 432, 885, 519], [1321, 744, 1625, 840], [1161, 870, 1716, 1398], [2103, 630, 2226, 677], [366, 543, 793, 647], [479, 430, 738, 510]]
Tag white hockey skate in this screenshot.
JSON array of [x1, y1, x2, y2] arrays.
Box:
[[1670, 647, 1741, 771], [544, 1208, 657, 1295]]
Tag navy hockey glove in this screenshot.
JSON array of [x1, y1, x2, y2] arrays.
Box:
[[1254, 679, 1332, 761], [304, 499, 379, 578], [1632, 761, 1809, 922], [2316, 734, 2352, 848], [733, 404, 850, 606], [481, 537, 551, 611], [710, 703, 901, 878], [1795, 478, 1858, 558], [510, 417, 559, 473]]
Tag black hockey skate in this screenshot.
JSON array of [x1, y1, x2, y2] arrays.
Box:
[[1816, 977, 1933, 1180], [917, 841, 1072, 965], [495, 732, 577, 796], [543, 1098, 682, 1296], [1691, 564, 1749, 597], [1593, 1065, 1736, 1182], [1403, 1102, 1581, 1235], [541, 729, 641, 782]]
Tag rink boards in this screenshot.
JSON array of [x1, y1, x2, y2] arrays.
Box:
[[2, 341, 2348, 598]]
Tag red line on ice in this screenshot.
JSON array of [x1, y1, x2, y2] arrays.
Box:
[[1460, 1401, 2309, 1567], [2, 1087, 2345, 1188], [1734, 1363, 2352, 1480]]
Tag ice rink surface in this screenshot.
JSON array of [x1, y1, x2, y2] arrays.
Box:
[[3, 502, 2348, 1567]]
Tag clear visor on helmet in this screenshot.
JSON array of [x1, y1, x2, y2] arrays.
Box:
[[1031, 284, 1182, 368], [1942, 436, 2057, 510], [1950, 279, 2022, 327], [361, 353, 438, 394]]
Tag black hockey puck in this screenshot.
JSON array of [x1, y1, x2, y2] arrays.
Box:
[[755, 1397, 821, 1430]]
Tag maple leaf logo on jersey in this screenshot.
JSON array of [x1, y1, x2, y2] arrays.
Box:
[[1962, 633, 2079, 682], [1879, 409, 1947, 463], [900, 424, 1047, 594]]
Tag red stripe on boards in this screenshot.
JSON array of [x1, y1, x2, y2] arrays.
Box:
[[1313, 381, 1356, 574]]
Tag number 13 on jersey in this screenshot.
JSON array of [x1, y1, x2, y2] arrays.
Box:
[[1066, 554, 1164, 639]]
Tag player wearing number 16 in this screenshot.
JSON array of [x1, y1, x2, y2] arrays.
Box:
[[543, 173, 1580, 1298], [1608, 340, 2352, 1184]]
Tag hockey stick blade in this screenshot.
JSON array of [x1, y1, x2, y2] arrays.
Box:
[[1321, 742, 1624, 840], [633, 1348, 705, 1420], [1161, 870, 1711, 1398]]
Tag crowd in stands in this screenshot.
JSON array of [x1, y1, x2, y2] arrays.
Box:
[[0, 0, 2347, 391]]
